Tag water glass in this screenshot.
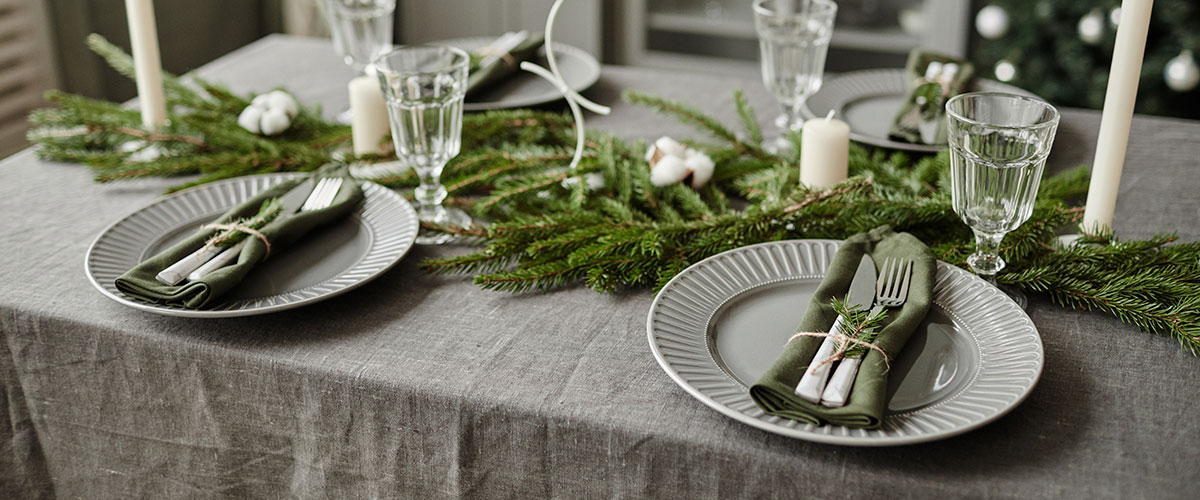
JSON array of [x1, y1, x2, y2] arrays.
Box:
[[374, 45, 471, 245], [324, 0, 395, 73], [946, 92, 1060, 278], [753, 0, 837, 151]]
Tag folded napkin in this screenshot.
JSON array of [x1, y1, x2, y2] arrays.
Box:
[[466, 33, 545, 99], [115, 167, 364, 309], [888, 50, 975, 145], [749, 226, 935, 429]]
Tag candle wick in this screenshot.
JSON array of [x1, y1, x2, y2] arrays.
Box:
[[824, 110, 835, 123]]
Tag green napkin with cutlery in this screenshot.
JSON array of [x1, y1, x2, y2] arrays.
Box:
[[749, 226, 935, 429], [888, 50, 975, 145], [466, 33, 545, 99], [115, 167, 364, 309]]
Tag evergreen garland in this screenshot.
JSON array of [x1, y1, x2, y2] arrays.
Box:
[[27, 36, 1200, 353]]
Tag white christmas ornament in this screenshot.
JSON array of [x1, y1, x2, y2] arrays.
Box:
[[995, 60, 1017, 82], [646, 136, 716, 188], [1165, 50, 1200, 92], [1110, 7, 1121, 27], [1078, 9, 1105, 45], [238, 90, 299, 136], [975, 5, 1010, 40]]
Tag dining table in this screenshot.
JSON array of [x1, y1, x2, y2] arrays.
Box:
[[2, 34, 1198, 499]]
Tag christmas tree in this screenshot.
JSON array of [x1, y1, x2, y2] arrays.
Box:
[[969, 0, 1199, 119]]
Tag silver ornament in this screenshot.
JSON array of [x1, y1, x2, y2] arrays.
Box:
[[1165, 50, 1200, 92], [994, 60, 1017, 83], [1078, 9, 1105, 45], [975, 5, 1010, 40]]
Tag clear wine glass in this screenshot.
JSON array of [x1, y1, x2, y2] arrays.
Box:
[[323, 0, 395, 123], [946, 92, 1060, 290], [374, 45, 471, 245], [753, 0, 837, 153]]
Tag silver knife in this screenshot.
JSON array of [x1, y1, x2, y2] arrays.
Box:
[[154, 179, 316, 286], [794, 254, 877, 403]]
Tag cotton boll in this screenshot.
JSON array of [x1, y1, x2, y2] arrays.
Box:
[[654, 136, 685, 157], [650, 155, 689, 187], [259, 108, 292, 136], [251, 93, 272, 109], [237, 105, 264, 134], [266, 91, 299, 119], [683, 150, 715, 188]]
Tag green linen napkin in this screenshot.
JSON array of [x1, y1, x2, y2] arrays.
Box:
[[887, 50, 975, 145], [749, 226, 935, 429], [115, 167, 364, 309], [466, 34, 545, 99]]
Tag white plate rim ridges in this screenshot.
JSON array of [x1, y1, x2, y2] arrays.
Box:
[[84, 173, 418, 318], [646, 239, 1044, 446]]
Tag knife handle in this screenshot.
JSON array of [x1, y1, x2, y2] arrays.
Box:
[[155, 245, 226, 285], [187, 239, 249, 281], [794, 314, 847, 403], [820, 357, 860, 408]]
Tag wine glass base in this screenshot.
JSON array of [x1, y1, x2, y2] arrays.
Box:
[[415, 206, 473, 245], [997, 284, 1028, 310]]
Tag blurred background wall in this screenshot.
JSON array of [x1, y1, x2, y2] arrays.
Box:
[[2, 0, 1198, 158]]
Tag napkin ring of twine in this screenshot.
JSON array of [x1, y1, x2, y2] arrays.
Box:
[[789, 331, 889, 370], [203, 223, 272, 259], [477, 46, 518, 68], [911, 76, 963, 98]]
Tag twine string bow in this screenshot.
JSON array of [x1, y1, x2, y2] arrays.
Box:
[[789, 330, 889, 370], [203, 222, 272, 259]]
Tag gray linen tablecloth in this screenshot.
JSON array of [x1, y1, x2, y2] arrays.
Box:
[[2, 35, 1199, 499]]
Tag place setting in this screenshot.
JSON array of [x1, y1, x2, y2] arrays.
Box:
[[30, 0, 1196, 449]]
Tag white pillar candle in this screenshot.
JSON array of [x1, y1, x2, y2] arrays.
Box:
[[800, 116, 850, 189], [1082, 0, 1154, 232], [124, 0, 168, 129], [348, 76, 391, 155]]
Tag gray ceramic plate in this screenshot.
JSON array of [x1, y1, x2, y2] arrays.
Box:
[[85, 174, 418, 318], [647, 240, 1043, 446], [802, 69, 1037, 153], [437, 36, 601, 111]]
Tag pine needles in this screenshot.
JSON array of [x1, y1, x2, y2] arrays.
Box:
[[28, 35, 1200, 353]]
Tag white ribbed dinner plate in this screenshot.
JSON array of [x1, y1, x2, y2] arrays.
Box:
[[85, 174, 418, 318], [802, 69, 1036, 153], [647, 240, 1043, 446]]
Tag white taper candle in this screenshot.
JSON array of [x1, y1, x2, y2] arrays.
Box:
[[1082, 0, 1154, 232], [124, 0, 168, 129]]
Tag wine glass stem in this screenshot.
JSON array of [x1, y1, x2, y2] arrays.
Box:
[[779, 100, 805, 133], [414, 166, 448, 216], [969, 229, 1006, 277]]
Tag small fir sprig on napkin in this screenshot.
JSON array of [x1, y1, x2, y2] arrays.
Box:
[[204, 198, 282, 248], [830, 296, 889, 360]]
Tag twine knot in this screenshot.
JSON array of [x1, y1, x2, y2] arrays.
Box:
[[203, 222, 272, 259], [789, 331, 890, 370]]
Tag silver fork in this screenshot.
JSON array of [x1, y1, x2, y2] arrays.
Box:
[[820, 257, 913, 407], [185, 177, 344, 281]]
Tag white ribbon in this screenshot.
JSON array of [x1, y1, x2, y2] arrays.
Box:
[[519, 0, 611, 176]]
